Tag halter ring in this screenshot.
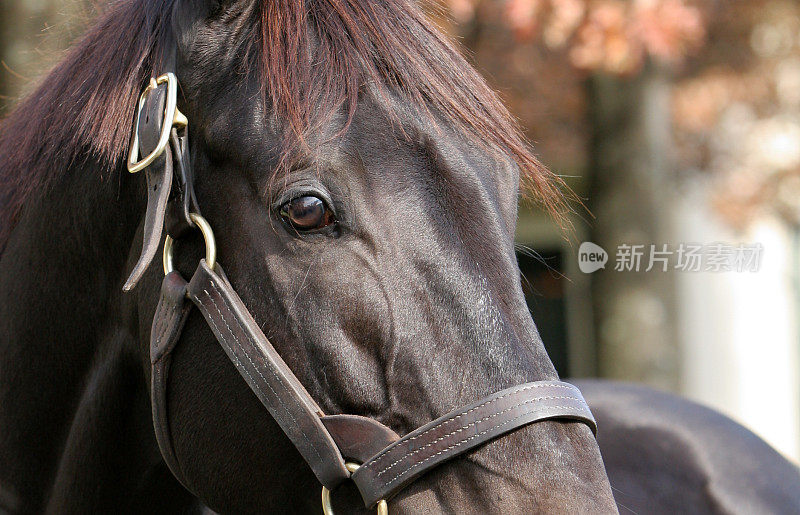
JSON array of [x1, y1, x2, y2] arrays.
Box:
[[127, 73, 188, 173], [321, 462, 388, 515], [163, 213, 217, 275]]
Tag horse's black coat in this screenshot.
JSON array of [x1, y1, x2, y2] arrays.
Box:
[[576, 381, 800, 514], [0, 0, 614, 513]]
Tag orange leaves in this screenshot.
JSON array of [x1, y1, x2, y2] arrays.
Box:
[[570, 1, 639, 74], [505, 0, 544, 40], [633, 0, 705, 64], [543, 0, 586, 48], [447, 0, 706, 74]]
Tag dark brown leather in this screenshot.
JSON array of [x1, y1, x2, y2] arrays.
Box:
[[186, 260, 350, 489], [321, 415, 400, 464], [164, 129, 197, 239], [123, 85, 173, 292], [351, 381, 597, 507], [150, 271, 194, 491]]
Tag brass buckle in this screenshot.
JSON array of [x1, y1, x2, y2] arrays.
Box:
[[127, 73, 188, 173], [321, 463, 388, 515]]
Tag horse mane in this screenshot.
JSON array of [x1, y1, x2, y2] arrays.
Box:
[[0, 0, 569, 250]]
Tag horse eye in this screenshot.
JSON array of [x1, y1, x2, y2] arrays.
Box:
[[280, 195, 334, 231]]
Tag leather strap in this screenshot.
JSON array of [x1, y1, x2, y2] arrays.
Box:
[[148, 264, 401, 493], [321, 415, 400, 464], [186, 260, 351, 489], [350, 381, 596, 507], [165, 128, 198, 240], [123, 85, 174, 291], [150, 272, 194, 491]]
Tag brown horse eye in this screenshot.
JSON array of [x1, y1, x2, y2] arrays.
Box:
[[280, 195, 334, 231]]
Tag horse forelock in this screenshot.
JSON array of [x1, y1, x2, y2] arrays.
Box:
[[0, 0, 570, 252]]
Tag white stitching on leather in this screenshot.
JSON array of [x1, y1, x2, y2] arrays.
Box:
[[202, 280, 325, 463], [382, 405, 588, 490], [374, 395, 582, 478], [360, 382, 578, 471]]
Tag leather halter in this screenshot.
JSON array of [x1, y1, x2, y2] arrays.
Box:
[[124, 73, 598, 510]]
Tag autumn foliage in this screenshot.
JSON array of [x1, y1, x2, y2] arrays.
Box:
[[446, 0, 705, 74]]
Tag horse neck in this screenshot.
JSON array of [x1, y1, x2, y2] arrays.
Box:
[[0, 154, 141, 370], [0, 155, 188, 511]]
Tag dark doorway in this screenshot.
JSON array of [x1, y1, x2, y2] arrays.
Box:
[[517, 248, 569, 377]]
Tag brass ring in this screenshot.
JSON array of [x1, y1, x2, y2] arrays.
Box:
[[321, 463, 388, 515], [163, 213, 217, 275]]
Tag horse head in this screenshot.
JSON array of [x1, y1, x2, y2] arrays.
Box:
[[135, 1, 616, 512], [0, 0, 616, 512]]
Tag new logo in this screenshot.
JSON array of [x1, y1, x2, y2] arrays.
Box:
[[578, 242, 608, 274]]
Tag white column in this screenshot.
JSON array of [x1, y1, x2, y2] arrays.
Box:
[[675, 182, 800, 462]]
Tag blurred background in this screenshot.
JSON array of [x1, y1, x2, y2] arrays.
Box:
[[1, 0, 798, 462]]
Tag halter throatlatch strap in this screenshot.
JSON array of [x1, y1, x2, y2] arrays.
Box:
[[187, 260, 351, 488], [350, 381, 596, 507]]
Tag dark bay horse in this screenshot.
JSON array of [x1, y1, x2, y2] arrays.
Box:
[[578, 381, 800, 514], [2, 1, 799, 514], [0, 0, 615, 512]]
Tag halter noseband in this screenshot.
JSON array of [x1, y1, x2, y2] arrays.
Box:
[[125, 73, 597, 512]]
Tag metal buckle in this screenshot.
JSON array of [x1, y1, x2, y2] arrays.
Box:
[[321, 463, 388, 515], [127, 73, 188, 173]]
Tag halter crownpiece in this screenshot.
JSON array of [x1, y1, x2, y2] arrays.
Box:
[[126, 73, 598, 513]]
